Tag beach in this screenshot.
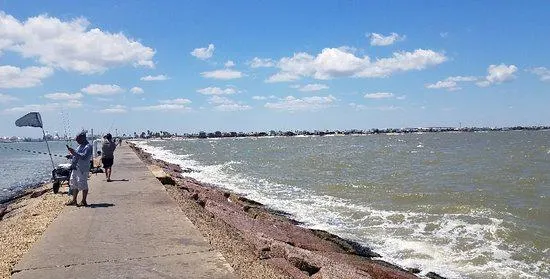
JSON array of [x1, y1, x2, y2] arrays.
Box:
[[0, 183, 67, 279]]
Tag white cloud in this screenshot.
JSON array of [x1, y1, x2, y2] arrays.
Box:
[[364, 92, 394, 99], [356, 49, 447, 78], [81, 84, 124, 95], [130, 87, 144, 94], [99, 105, 127, 114], [476, 64, 517, 87], [529, 67, 550, 82], [159, 98, 192, 105], [44, 92, 83, 100], [295, 83, 329, 92], [3, 101, 82, 114], [426, 76, 478, 91], [265, 72, 301, 83], [190, 43, 214, 60], [197, 86, 237, 95], [427, 80, 458, 90], [214, 103, 251, 111], [0, 12, 155, 74], [0, 93, 18, 103], [267, 48, 446, 82], [0, 65, 53, 88], [208, 96, 233, 104], [201, 69, 243, 80], [349, 103, 402, 111], [224, 60, 235, 67], [252, 96, 267, 100], [208, 96, 251, 111], [265, 95, 336, 111], [133, 104, 190, 111], [140, 74, 169, 81], [440, 32, 449, 38], [368, 32, 405, 46], [248, 57, 275, 68]]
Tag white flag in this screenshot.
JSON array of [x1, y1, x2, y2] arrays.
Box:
[[15, 112, 43, 128]]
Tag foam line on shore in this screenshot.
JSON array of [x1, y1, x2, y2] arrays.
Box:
[[134, 140, 545, 279]]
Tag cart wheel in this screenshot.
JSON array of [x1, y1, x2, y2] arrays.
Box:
[[53, 181, 60, 194]]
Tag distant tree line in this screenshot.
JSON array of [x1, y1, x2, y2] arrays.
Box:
[[128, 125, 550, 139]]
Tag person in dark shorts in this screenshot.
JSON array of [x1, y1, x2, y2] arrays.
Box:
[[101, 133, 117, 182]]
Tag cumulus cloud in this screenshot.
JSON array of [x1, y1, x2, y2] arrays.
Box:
[[140, 74, 169, 81], [201, 69, 243, 80], [364, 92, 394, 99], [529, 67, 550, 82], [190, 44, 214, 60], [252, 96, 267, 100], [3, 101, 82, 114], [426, 76, 477, 91], [294, 83, 329, 92], [130, 87, 144, 94], [265, 72, 301, 83], [476, 64, 517, 87], [0, 93, 18, 103], [197, 86, 237, 95], [266, 48, 446, 82], [0, 12, 155, 74], [248, 57, 275, 68], [224, 60, 235, 67], [100, 105, 127, 114], [208, 96, 251, 111], [265, 95, 336, 111], [0, 65, 53, 88], [44, 92, 83, 100], [159, 98, 192, 105], [368, 32, 405, 46], [81, 84, 124, 95]]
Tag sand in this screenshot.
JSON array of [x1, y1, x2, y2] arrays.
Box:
[[0, 184, 68, 279]]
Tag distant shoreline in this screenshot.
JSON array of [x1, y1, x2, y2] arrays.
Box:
[[2, 125, 549, 142]]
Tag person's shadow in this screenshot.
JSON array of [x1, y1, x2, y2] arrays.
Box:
[[108, 179, 129, 182], [88, 203, 115, 208]]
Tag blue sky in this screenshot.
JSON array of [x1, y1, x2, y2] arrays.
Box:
[[1, 0, 549, 137]]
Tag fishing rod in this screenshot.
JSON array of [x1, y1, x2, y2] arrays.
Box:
[[0, 145, 67, 158]]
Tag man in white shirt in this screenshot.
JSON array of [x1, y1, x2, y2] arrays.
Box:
[[66, 131, 92, 206]]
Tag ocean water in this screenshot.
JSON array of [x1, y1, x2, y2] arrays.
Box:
[[0, 141, 73, 202], [135, 131, 550, 279]]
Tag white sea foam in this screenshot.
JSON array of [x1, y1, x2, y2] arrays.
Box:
[[134, 140, 546, 279]]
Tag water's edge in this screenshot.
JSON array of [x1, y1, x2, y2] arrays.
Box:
[[129, 142, 450, 279]]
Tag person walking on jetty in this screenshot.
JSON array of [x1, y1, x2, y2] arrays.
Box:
[[101, 133, 117, 182], [66, 131, 93, 206]]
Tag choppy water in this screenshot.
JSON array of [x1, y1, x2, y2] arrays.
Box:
[[136, 131, 550, 279], [0, 141, 72, 202]]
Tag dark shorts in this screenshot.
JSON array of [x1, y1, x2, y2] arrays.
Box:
[[102, 158, 114, 169]]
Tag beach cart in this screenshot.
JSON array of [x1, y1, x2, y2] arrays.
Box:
[[52, 164, 72, 194]]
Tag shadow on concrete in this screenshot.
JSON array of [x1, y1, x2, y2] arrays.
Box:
[[88, 203, 115, 208], [109, 179, 129, 182]]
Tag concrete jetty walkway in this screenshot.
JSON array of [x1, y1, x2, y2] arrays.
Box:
[[12, 145, 235, 279]]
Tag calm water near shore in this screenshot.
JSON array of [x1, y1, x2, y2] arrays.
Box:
[[0, 141, 70, 202], [137, 131, 550, 278]]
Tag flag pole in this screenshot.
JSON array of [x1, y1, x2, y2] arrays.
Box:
[[41, 127, 56, 170]]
